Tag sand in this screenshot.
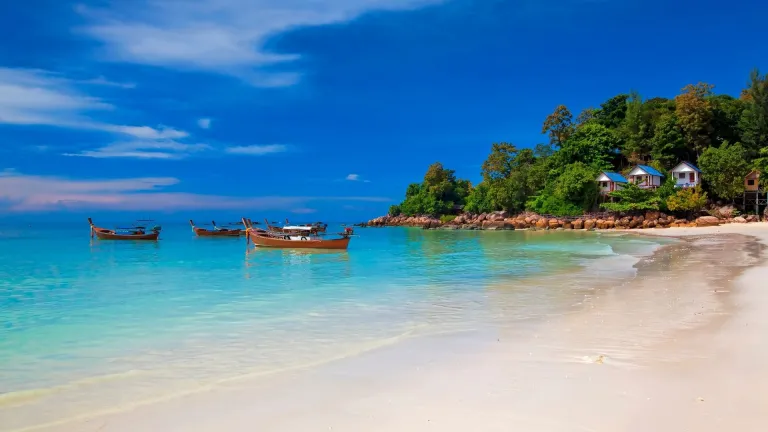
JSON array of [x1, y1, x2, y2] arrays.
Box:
[[23, 224, 768, 432]]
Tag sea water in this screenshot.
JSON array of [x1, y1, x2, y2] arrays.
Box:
[[0, 222, 669, 430]]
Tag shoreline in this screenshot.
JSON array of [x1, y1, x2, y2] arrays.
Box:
[[17, 224, 768, 432]]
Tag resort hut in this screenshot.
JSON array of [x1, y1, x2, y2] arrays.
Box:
[[627, 165, 664, 189], [670, 161, 701, 188], [745, 170, 760, 192], [596, 171, 628, 195]]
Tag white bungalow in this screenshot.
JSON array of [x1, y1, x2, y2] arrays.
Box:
[[627, 165, 664, 189], [596, 171, 628, 195], [670, 161, 701, 188]]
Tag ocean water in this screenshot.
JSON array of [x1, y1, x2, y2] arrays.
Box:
[[0, 221, 669, 430]]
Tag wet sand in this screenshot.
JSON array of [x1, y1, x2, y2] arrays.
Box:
[[24, 224, 768, 432]]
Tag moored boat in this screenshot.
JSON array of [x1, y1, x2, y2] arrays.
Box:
[[88, 218, 161, 241], [189, 220, 242, 237], [266, 219, 328, 235], [244, 218, 353, 250]]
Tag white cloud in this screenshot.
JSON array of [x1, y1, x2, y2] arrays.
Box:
[[345, 173, 371, 182], [197, 118, 212, 129], [78, 0, 445, 85], [0, 67, 189, 140], [0, 171, 390, 212], [64, 140, 211, 159], [225, 144, 287, 155], [78, 76, 136, 89]]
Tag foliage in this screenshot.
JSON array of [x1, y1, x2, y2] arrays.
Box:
[[395, 163, 472, 216], [440, 214, 457, 224], [666, 186, 708, 213], [541, 105, 574, 147], [481, 142, 518, 182], [621, 90, 652, 162], [675, 83, 715, 156], [601, 183, 660, 212], [650, 113, 687, 167], [698, 141, 748, 199], [554, 123, 620, 172], [739, 69, 768, 155], [389, 204, 402, 216], [464, 182, 493, 214], [593, 94, 629, 129], [528, 162, 599, 216]]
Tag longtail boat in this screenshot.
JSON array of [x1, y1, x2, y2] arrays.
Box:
[[266, 219, 328, 235], [243, 218, 353, 250], [88, 218, 160, 241], [189, 220, 242, 237]]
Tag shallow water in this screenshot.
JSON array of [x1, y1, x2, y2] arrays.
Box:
[[0, 222, 669, 430]]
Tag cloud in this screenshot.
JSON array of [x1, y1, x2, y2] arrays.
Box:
[[78, 76, 136, 89], [197, 118, 212, 129], [345, 173, 371, 182], [225, 144, 287, 155], [0, 171, 390, 212], [77, 0, 445, 85], [0, 67, 189, 139], [64, 141, 211, 159]]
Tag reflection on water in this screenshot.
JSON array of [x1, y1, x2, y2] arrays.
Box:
[[0, 224, 671, 430]]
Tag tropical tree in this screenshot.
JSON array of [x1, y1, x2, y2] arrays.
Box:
[[697, 141, 748, 199], [739, 69, 768, 155], [675, 82, 715, 157], [541, 105, 574, 147], [666, 186, 707, 215], [601, 183, 660, 212]]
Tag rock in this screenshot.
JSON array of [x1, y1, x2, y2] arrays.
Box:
[[584, 219, 596, 230], [482, 220, 514, 230], [563, 222, 573, 230], [536, 218, 548, 229], [696, 216, 721, 227], [548, 219, 561, 229], [572, 219, 584, 229], [645, 211, 660, 221], [734, 216, 747, 223]]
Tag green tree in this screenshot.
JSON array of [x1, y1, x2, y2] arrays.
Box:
[[528, 162, 599, 216], [709, 95, 746, 147], [666, 186, 707, 215], [650, 113, 687, 167], [698, 141, 748, 199], [739, 69, 768, 155], [389, 204, 402, 216], [675, 82, 715, 156], [541, 105, 574, 147], [552, 123, 619, 173], [601, 183, 661, 212], [593, 94, 629, 129], [481, 142, 518, 182], [576, 107, 596, 127], [464, 182, 493, 214], [621, 90, 653, 162]]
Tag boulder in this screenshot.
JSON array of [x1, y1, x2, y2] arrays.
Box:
[[696, 216, 721, 227], [645, 211, 660, 221], [548, 219, 561, 229], [572, 219, 584, 229], [536, 218, 548, 229], [482, 220, 514, 230], [734, 216, 747, 223], [563, 222, 573, 230], [584, 219, 596, 230]]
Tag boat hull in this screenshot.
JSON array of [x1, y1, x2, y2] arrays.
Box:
[[193, 227, 242, 237], [93, 228, 159, 241], [247, 232, 350, 250]]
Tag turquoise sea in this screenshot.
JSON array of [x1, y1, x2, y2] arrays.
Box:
[[0, 221, 668, 431]]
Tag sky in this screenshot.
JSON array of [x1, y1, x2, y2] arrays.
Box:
[[1, 0, 767, 222]]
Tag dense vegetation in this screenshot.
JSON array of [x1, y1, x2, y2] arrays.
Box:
[[389, 69, 768, 217]]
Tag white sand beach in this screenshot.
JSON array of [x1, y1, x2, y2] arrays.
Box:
[[24, 224, 768, 432]]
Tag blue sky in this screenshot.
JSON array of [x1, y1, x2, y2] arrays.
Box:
[[1, 0, 766, 221]]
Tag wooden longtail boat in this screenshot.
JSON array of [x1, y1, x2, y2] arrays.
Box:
[[243, 218, 353, 250], [265, 219, 328, 235], [189, 220, 242, 237], [88, 218, 160, 241]]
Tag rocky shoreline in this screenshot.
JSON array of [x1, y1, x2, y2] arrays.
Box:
[[364, 208, 762, 231]]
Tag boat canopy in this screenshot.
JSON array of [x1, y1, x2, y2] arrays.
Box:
[[283, 225, 314, 231]]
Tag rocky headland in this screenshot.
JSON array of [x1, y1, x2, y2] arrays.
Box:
[[364, 206, 763, 231]]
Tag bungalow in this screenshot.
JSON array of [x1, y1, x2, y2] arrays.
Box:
[[596, 171, 628, 195], [670, 161, 701, 188], [627, 165, 664, 189], [745, 170, 760, 192]]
